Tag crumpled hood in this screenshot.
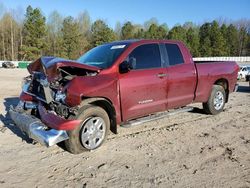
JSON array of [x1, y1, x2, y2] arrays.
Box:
[[27, 56, 100, 81]]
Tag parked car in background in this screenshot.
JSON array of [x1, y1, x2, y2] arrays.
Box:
[[2, 61, 15, 68], [238, 66, 250, 80]]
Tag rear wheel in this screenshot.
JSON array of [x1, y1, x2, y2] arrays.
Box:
[[64, 105, 110, 154], [203, 85, 226, 115]]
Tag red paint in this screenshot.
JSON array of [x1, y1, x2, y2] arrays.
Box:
[[119, 68, 167, 120], [25, 40, 239, 130], [38, 104, 81, 130], [20, 91, 34, 101], [28, 57, 99, 82]]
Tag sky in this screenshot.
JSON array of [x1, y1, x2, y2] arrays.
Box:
[[0, 0, 249, 28]]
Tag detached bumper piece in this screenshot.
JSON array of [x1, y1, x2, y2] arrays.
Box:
[[9, 107, 69, 147]]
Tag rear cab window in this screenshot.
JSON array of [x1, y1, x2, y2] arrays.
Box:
[[165, 43, 184, 66]]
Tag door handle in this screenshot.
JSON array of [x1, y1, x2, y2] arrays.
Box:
[[157, 73, 167, 78]]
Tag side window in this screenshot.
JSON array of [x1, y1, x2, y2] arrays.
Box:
[[165, 44, 184, 66], [129, 44, 161, 69]]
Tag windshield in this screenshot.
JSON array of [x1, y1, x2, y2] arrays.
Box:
[[77, 43, 129, 69]]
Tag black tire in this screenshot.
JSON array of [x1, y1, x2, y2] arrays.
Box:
[[64, 105, 110, 154], [203, 85, 226, 115]]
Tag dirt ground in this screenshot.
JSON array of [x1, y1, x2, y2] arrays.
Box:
[[0, 69, 249, 188]]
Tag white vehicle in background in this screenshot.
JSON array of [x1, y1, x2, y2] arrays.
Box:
[[238, 66, 250, 80]]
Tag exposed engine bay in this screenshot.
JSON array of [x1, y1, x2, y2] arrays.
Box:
[[23, 65, 98, 119]]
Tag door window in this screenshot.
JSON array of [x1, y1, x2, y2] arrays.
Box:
[[129, 44, 161, 69]]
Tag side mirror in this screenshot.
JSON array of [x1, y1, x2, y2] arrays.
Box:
[[119, 57, 136, 73]]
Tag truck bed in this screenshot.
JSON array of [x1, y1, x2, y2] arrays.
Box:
[[194, 61, 239, 103]]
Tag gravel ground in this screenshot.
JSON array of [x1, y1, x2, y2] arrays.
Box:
[[0, 69, 249, 188]]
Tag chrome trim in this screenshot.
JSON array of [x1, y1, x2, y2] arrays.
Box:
[[213, 91, 224, 110], [234, 84, 239, 92], [121, 106, 194, 128], [9, 107, 69, 147], [24, 101, 38, 110], [80, 117, 106, 150], [23, 90, 48, 103], [22, 78, 48, 103], [15, 101, 25, 112], [138, 99, 153, 104]]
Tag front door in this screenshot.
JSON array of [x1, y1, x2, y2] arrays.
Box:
[[119, 43, 167, 121]]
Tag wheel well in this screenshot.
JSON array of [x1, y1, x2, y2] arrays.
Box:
[[214, 78, 229, 102], [80, 98, 117, 134]]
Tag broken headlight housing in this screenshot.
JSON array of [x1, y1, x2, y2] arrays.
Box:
[[54, 90, 66, 103]]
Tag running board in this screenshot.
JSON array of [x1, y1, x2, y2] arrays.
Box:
[[121, 106, 194, 128]]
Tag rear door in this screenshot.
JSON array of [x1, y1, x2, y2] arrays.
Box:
[[164, 43, 197, 109], [119, 43, 168, 121]]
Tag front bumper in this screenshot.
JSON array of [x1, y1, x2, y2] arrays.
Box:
[[9, 106, 69, 146], [9, 100, 81, 147]]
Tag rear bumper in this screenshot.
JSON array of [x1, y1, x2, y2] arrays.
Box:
[[9, 107, 69, 146]]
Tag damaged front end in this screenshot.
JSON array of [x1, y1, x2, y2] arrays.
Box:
[[9, 57, 100, 146]]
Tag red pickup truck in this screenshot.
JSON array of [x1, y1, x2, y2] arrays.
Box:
[[10, 40, 239, 154]]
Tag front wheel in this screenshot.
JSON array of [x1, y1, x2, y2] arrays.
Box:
[[203, 85, 226, 115], [64, 105, 110, 154]]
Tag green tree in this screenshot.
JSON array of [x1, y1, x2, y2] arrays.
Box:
[[133, 24, 144, 39], [134, 28, 145, 39], [121, 21, 134, 40], [186, 27, 200, 57], [160, 23, 169, 32], [220, 24, 230, 55], [145, 23, 167, 39], [144, 17, 158, 30], [145, 23, 158, 39], [90, 20, 116, 47], [22, 5, 47, 60], [168, 25, 187, 43], [61, 16, 81, 59], [223, 24, 239, 56], [246, 33, 250, 55], [238, 26, 248, 56], [183, 21, 195, 29], [199, 23, 212, 56], [210, 21, 227, 56]]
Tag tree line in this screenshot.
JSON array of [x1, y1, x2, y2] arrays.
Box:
[[0, 5, 249, 61]]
